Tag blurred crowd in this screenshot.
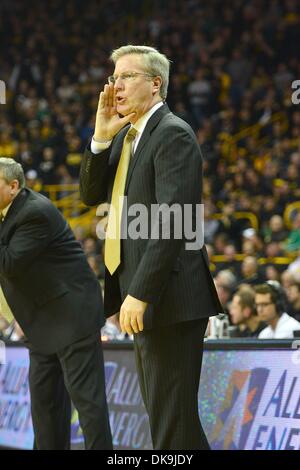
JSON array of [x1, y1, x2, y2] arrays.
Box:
[[1, 0, 300, 340]]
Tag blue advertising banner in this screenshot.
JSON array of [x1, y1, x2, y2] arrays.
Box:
[[0, 342, 299, 450], [0, 347, 32, 449], [199, 349, 300, 450]]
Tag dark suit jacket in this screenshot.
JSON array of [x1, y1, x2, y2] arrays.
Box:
[[0, 188, 104, 353], [80, 104, 222, 328]]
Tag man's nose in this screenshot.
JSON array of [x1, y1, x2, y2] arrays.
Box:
[[114, 78, 124, 90]]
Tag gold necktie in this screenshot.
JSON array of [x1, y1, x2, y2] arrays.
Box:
[[0, 212, 14, 323], [105, 127, 137, 275]]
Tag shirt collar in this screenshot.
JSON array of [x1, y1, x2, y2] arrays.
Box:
[[277, 312, 289, 327], [132, 101, 164, 136], [2, 201, 13, 219]]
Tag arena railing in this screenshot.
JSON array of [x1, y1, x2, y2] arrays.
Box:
[[212, 211, 259, 231], [217, 111, 288, 160]]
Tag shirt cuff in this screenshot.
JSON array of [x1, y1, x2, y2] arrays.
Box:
[[91, 136, 112, 154]]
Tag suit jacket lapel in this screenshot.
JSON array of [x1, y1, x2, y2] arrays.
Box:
[[0, 189, 29, 235], [124, 104, 171, 194]]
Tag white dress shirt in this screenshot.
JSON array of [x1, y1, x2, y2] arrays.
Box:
[[91, 101, 164, 154], [258, 312, 300, 339]]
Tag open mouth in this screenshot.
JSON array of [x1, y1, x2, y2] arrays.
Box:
[[116, 97, 126, 104]]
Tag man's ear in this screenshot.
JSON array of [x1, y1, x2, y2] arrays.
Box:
[[243, 307, 251, 319], [152, 76, 162, 95], [10, 179, 20, 194]]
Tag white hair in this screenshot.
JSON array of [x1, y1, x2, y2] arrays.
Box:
[[110, 45, 171, 100], [0, 158, 25, 188]]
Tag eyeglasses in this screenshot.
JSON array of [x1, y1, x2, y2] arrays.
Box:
[[255, 302, 274, 309], [108, 72, 155, 85]]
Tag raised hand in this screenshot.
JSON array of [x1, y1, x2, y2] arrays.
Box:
[[94, 83, 136, 142]]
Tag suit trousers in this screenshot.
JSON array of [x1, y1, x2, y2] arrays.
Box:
[[27, 333, 112, 450], [134, 318, 210, 450]]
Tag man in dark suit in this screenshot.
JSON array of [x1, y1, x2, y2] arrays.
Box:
[[80, 45, 222, 449], [0, 158, 112, 450]]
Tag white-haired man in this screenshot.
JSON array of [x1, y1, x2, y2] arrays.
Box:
[[80, 45, 222, 449]]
